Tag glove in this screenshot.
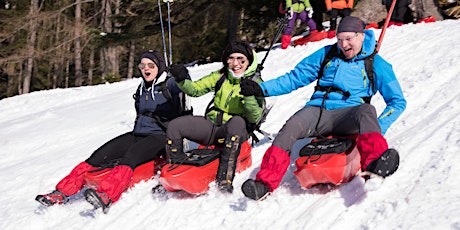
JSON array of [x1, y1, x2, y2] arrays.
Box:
[[240, 78, 264, 97], [286, 7, 294, 20], [306, 8, 313, 18], [169, 64, 188, 83]]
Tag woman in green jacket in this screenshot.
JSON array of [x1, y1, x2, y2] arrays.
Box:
[[166, 40, 264, 193]]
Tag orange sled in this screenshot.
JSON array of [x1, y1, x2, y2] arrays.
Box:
[[159, 141, 252, 194], [293, 136, 361, 189], [84, 156, 167, 190]]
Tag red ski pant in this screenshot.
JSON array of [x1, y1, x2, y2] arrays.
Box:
[[97, 165, 133, 202], [56, 162, 133, 202], [56, 161, 96, 197]]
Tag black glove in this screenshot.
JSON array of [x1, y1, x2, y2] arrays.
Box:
[[240, 78, 264, 97], [169, 64, 189, 83]]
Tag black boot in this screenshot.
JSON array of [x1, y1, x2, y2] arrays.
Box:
[[216, 135, 241, 193], [166, 139, 186, 164], [84, 188, 112, 214], [366, 149, 400, 178], [241, 179, 270, 201]]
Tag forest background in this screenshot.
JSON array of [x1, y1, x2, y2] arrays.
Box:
[[0, 0, 449, 99]]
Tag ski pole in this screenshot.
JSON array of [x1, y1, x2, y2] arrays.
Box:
[[376, 0, 397, 53], [158, 0, 168, 65], [165, 0, 173, 65], [260, 14, 289, 67]]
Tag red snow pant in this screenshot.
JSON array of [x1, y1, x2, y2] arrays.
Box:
[[255, 104, 389, 191], [97, 165, 133, 202], [56, 161, 96, 197], [55, 162, 133, 202]]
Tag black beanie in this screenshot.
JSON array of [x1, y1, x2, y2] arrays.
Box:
[[221, 40, 254, 66], [139, 50, 166, 75], [337, 16, 366, 33]]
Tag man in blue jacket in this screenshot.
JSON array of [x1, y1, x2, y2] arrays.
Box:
[[239, 16, 406, 200]]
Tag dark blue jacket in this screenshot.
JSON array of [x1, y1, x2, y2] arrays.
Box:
[[133, 73, 184, 135]]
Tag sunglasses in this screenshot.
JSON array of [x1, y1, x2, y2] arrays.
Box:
[[227, 56, 247, 64], [138, 63, 156, 69], [337, 32, 359, 43]]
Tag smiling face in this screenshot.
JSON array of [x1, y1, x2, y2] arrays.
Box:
[[226, 52, 250, 76], [138, 58, 159, 82], [337, 32, 365, 60]]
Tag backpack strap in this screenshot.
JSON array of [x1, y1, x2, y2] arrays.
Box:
[[161, 76, 193, 116], [204, 73, 227, 126], [160, 77, 173, 102], [315, 44, 338, 86]]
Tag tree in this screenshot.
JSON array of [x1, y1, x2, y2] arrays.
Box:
[[23, 0, 39, 94]]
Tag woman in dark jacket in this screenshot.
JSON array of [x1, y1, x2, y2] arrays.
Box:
[[36, 50, 184, 213]]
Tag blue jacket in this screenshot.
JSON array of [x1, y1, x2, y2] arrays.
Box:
[[260, 30, 406, 134], [133, 73, 184, 135]]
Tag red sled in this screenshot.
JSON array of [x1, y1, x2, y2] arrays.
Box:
[[159, 141, 252, 194], [293, 136, 361, 189], [294, 30, 328, 46], [83, 156, 167, 190]]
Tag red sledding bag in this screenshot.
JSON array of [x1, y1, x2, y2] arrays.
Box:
[[293, 136, 361, 189], [159, 141, 252, 194]]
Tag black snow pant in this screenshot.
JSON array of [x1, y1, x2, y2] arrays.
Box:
[[385, 0, 413, 23], [310, 0, 327, 31], [85, 132, 167, 169]]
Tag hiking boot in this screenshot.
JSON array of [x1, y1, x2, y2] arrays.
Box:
[[166, 139, 186, 164], [366, 149, 400, 178], [35, 190, 69, 206], [217, 180, 234, 193], [216, 135, 240, 194], [84, 188, 112, 214], [241, 179, 270, 201]]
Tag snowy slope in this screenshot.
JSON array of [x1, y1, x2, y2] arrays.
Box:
[[1, 19, 460, 230]]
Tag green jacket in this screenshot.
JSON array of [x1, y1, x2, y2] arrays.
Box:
[[286, 0, 312, 13], [177, 51, 264, 125]]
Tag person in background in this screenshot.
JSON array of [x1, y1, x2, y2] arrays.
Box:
[[36, 50, 185, 213], [310, 0, 327, 32], [325, 0, 354, 38], [165, 40, 264, 193], [382, 0, 413, 26], [239, 16, 406, 201], [281, 0, 318, 49]]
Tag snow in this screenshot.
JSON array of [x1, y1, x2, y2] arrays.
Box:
[[1, 19, 460, 230]]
